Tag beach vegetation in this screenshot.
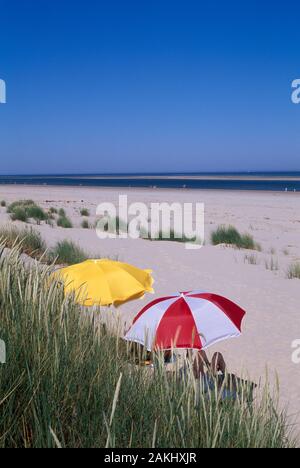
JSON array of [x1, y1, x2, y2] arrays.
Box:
[[143, 228, 200, 245], [81, 219, 90, 229], [49, 207, 58, 214], [26, 204, 48, 224], [244, 254, 259, 265], [58, 208, 66, 217], [287, 263, 300, 279], [80, 208, 90, 217], [7, 200, 48, 224], [98, 216, 129, 235], [7, 199, 35, 213], [9, 206, 28, 222], [211, 225, 260, 250], [0, 244, 294, 448], [48, 240, 88, 265], [0, 200, 6, 207], [0, 225, 46, 259], [265, 257, 279, 272], [57, 216, 73, 229]]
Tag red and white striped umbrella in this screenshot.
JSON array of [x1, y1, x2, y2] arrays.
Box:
[[124, 291, 246, 351]]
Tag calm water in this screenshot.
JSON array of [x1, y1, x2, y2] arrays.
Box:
[[0, 173, 300, 191]]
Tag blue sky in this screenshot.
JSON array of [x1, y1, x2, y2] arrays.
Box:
[[0, 0, 299, 174]]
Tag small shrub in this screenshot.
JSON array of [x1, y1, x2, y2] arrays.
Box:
[[7, 200, 35, 213], [1, 200, 6, 207], [8, 200, 48, 225], [81, 220, 90, 229], [211, 225, 259, 250], [48, 240, 88, 265], [10, 206, 28, 222], [58, 208, 66, 217], [57, 216, 73, 229], [80, 208, 90, 217], [49, 207, 58, 214], [26, 205, 48, 224], [287, 263, 300, 279]]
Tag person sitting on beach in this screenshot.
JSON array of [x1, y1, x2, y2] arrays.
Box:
[[190, 350, 239, 401], [193, 350, 226, 379]]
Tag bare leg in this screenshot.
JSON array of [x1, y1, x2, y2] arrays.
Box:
[[211, 352, 226, 375], [193, 350, 210, 379]]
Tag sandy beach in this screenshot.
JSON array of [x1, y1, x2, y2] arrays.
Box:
[[1, 184, 300, 436]]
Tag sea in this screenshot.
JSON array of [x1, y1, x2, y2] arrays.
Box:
[[0, 172, 300, 191]]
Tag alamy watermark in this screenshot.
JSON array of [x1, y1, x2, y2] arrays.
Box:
[[0, 79, 6, 104], [291, 79, 300, 104], [291, 339, 300, 365], [0, 339, 6, 364], [96, 195, 205, 249]]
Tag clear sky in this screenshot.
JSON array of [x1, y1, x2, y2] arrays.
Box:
[[0, 0, 300, 174]]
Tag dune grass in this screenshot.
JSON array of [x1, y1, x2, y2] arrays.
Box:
[[81, 219, 90, 229], [211, 225, 260, 250], [98, 216, 129, 234], [287, 263, 300, 279], [7, 200, 48, 224], [0, 225, 46, 259], [58, 208, 66, 217], [0, 245, 294, 448], [244, 254, 259, 265], [48, 240, 88, 265], [80, 208, 90, 217], [265, 257, 279, 272], [9, 206, 28, 222], [142, 228, 200, 244], [7, 199, 35, 213], [57, 216, 73, 229]]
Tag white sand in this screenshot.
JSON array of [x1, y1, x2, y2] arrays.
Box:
[[1, 185, 300, 437]]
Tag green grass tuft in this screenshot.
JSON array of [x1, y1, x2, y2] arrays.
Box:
[[48, 239, 88, 265], [211, 225, 260, 250], [81, 219, 90, 229], [58, 208, 66, 217], [287, 263, 300, 279], [0, 225, 46, 259], [80, 208, 90, 217], [26, 205, 47, 224], [7, 200, 48, 224], [57, 216, 73, 229], [10, 206, 28, 222]]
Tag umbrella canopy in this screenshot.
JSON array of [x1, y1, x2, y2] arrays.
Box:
[[124, 291, 246, 351], [53, 259, 154, 306]]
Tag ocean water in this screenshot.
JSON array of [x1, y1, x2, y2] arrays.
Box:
[[0, 173, 300, 191]]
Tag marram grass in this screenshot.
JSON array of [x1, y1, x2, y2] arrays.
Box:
[[0, 244, 295, 448]]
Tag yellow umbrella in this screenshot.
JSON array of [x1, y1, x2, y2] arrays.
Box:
[[53, 259, 154, 307]]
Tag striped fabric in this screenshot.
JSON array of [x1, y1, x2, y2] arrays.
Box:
[[124, 291, 246, 351]]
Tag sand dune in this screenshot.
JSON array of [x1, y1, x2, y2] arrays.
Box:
[[1, 185, 300, 437]]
